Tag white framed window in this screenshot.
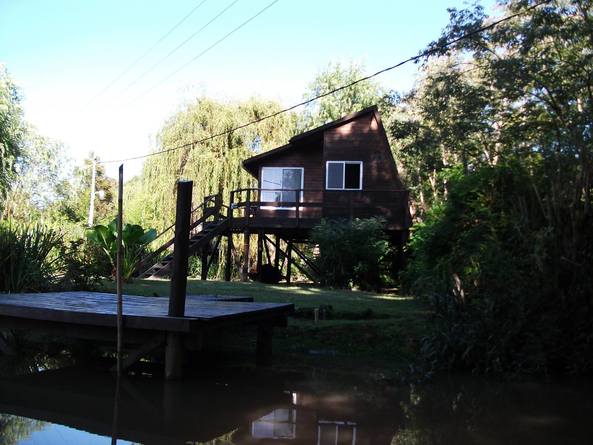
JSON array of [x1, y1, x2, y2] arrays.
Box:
[[326, 161, 363, 190], [260, 167, 304, 208]]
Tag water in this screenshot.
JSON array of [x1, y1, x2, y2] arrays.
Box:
[[0, 360, 591, 445]]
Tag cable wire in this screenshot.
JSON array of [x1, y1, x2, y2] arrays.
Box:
[[87, 0, 209, 105], [122, 0, 241, 94], [131, 0, 281, 103], [101, 0, 549, 165]]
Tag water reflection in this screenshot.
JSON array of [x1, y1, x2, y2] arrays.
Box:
[[0, 359, 591, 445]]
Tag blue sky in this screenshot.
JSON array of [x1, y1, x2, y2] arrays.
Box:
[[0, 0, 495, 177]]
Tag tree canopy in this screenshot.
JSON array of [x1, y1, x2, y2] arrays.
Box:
[[0, 66, 25, 208]]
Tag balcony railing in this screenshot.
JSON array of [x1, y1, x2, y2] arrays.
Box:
[[228, 188, 410, 229]]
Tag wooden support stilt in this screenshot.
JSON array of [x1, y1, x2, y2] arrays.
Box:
[[165, 333, 184, 380], [274, 235, 280, 269], [286, 240, 293, 284], [204, 235, 222, 279], [200, 246, 208, 280], [224, 234, 233, 282], [166, 179, 193, 380], [263, 235, 273, 265], [241, 229, 251, 282], [256, 230, 263, 277]]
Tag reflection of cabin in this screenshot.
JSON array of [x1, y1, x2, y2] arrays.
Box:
[[135, 106, 411, 282]]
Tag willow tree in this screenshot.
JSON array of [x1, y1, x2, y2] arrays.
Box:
[[126, 97, 297, 277], [300, 62, 386, 130], [0, 65, 25, 210]]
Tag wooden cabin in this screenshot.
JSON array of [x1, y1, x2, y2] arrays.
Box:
[[235, 105, 409, 232], [135, 106, 410, 283]]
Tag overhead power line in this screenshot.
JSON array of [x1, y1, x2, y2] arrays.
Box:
[[101, 0, 549, 165], [87, 0, 209, 105], [131, 0, 281, 103], [122, 0, 241, 94]]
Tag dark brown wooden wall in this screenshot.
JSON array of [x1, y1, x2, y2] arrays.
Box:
[[323, 112, 404, 191], [251, 110, 409, 226]]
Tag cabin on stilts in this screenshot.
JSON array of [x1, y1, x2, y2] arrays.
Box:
[[134, 105, 411, 283]]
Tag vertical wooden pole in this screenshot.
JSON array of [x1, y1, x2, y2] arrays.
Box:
[[225, 234, 233, 282], [274, 235, 280, 269], [200, 246, 208, 280], [116, 164, 124, 378], [225, 192, 234, 282], [286, 240, 293, 284], [256, 230, 263, 279], [166, 180, 192, 380], [241, 229, 251, 282], [88, 155, 96, 227], [295, 189, 300, 227]]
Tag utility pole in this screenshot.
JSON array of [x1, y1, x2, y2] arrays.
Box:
[[88, 155, 97, 227]]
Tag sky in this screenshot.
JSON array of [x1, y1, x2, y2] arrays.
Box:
[[0, 0, 496, 178]]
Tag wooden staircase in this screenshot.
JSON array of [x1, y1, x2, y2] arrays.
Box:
[[133, 194, 228, 279]]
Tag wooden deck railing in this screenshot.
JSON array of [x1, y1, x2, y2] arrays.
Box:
[[228, 188, 410, 228]]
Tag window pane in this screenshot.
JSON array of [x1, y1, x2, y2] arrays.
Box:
[[282, 168, 302, 202], [344, 163, 361, 189], [327, 163, 343, 189], [261, 168, 282, 202]]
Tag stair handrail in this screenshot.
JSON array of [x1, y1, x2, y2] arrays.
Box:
[[133, 193, 223, 276]]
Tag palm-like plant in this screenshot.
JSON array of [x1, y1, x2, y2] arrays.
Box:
[[86, 220, 156, 280]]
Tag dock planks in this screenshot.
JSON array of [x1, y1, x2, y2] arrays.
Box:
[[0, 291, 292, 333]]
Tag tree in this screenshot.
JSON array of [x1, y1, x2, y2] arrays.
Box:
[[125, 97, 297, 279], [300, 62, 385, 130], [0, 65, 25, 208], [2, 128, 72, 224], [399, 0, 593, 374], [56, 155, 116, 226]]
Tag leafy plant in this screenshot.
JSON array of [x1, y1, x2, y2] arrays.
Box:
[[86, 220, 157, 280], [0, 221, 62, 292], [311, 217, 389, 290]]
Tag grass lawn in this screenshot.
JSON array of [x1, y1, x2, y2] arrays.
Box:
[[100, 279, 429, 374]]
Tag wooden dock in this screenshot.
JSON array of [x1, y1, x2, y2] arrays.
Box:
[[0, 291, 293, 377]]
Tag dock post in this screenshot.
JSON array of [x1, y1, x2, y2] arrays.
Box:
[[286, 240, 293, 284], [166, 180, 193, 380], [241, 229, 250, 282]]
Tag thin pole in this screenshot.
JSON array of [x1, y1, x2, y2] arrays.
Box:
[[88, 156, 97, 227], [116, 164, 124, 378]]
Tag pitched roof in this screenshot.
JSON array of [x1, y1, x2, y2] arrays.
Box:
[[242, 105, 380, 173]]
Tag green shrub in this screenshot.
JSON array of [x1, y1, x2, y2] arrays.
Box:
[[56, 239, 107, 291], [0, 221, 62, 292], [311, 218, 389, 290], [403, 164, 593, 375], [86, 219, 157, 280]]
